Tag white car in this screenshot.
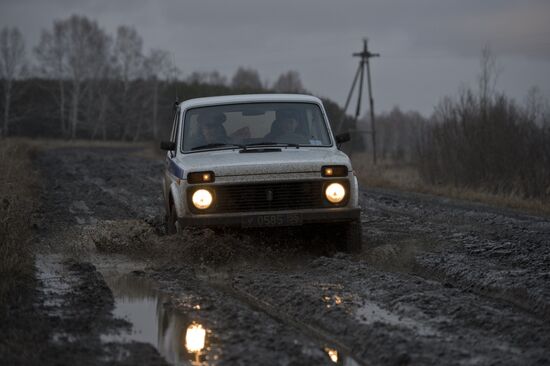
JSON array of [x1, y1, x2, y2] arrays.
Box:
[[161, 94, 362, 252]]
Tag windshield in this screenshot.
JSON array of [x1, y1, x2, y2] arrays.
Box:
[[181, 102, 332, 152]]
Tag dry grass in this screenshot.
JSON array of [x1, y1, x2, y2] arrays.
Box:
[[0, 138, 40, 303], [352, 152, 550, 217], [352, 154, 422, 190]]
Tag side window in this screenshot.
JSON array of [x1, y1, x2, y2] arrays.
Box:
[[170, 110, 180, 142], [169, 110, 180, 157]]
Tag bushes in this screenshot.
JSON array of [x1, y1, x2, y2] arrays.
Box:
[[417, 89, 550, 202]]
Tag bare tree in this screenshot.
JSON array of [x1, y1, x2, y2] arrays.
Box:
[[36, 16, 110, 139], [144, 49, 175, 140], [478, 45, 499, 121], [187, 70, 227, 86], [187, 71, 207, 85], [205, 70, 227, 86], [35, 21, 69, 136], [114, 26, 143, 87], [113, 26, 144, 140], [231, 67, 262, 90], [86, 33, 113, 140], [272, 70, 304, 93], [90, 63, 115, 141], [0, 27, 26, 137], [524, 86, 547, 127]]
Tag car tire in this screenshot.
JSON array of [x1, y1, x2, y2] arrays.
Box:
[[336, 220, 362, 254], [166, 202, 179, 235]]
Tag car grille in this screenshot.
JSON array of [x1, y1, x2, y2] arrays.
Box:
[[210, 180, 325, 213]]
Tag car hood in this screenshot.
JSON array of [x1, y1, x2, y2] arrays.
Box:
[[177, 148, 351, 176]]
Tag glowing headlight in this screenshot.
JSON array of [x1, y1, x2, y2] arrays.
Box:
[[192, 189, 213, 209], [185, 323, 206, 353], [325, 183, 346, 204]]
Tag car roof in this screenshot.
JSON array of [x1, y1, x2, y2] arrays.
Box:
[[178, 94, 324, 110]]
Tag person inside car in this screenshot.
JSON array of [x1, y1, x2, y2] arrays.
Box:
[[264, 117, 308, 144], [192, 111, 229, 148]]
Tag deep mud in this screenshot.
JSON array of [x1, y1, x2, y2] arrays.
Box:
[[5, 146, 549, 365]]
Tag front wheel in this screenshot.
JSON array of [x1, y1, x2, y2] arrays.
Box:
[[312, 221, 363, 254], [166, 202, 181, 235], [334, 221, 362, 254], [343, 221, 363, 253]]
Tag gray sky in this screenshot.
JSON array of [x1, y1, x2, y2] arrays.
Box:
[[1, 0, 549, 115]]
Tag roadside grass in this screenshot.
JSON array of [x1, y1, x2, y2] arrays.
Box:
[[0, 139, 40, 305], [352, 152, 550, 217]]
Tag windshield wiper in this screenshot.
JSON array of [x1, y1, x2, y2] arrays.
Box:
[[244, 142, 300, 149], [191, 143, 245, 151]]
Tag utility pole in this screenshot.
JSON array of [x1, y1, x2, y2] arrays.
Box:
[[364, 40, 378, 165], [339, 39, 379, 164]]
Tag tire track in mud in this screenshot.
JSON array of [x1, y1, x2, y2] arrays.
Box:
[[196, 269, 364, 366], [228, 257, 550, 366], [363, 207, 545, 321], [361, 189, 550, 322]]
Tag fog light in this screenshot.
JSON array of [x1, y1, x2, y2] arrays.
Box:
[[325, 183, 346, 204], [192, 189, 213, 209], [188, 171, 215, 184]]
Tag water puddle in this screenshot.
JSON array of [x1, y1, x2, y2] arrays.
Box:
[[38, 253, 362, 365], [101, 269, 361, 365], [356, 300, 438, 337], [100, 272, 219, 365], [36, 254, 77, 309]]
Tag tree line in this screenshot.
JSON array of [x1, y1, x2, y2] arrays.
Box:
[[0, 15, 317, 141], [416, 49, 550, 201], [356, 47, 550, 202]]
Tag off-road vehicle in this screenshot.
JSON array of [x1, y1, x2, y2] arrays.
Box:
[[161, 94, 361, 252]]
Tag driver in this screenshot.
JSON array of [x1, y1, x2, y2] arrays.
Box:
[[194, 111, 228, 146]]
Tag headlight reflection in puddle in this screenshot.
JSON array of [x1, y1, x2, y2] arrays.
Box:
[[324, 347, 338, 363], [185, 322, 206, 353]]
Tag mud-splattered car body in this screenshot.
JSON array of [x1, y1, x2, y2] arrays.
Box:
[[161, 94, 361, 251]]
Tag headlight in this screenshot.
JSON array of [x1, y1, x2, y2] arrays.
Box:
[[192, 189, 213, 209], [325, 183, 346, 204]]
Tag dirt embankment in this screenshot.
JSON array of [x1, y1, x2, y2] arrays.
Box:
[[2, 144, 550, 366]]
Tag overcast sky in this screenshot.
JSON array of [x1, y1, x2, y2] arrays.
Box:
[[1, 0, 549, 115]]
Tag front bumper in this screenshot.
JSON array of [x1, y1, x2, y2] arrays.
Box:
[[178, 207, 361, 228]]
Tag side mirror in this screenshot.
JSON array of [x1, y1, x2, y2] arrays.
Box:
[[160, 141, 176, 151], [335, 132, 351, 144]]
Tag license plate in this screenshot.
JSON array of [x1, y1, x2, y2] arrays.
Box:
[[242, 213, 302, 228]]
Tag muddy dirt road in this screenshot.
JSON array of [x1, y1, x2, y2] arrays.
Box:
[[8, 146, 550, 365]]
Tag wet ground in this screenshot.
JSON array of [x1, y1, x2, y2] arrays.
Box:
[[5, 146, 550, 365]]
